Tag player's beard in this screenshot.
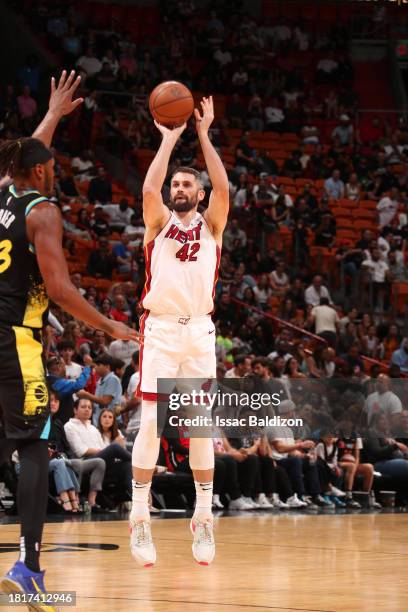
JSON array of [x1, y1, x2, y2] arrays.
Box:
[[170, 192, 199, 212]]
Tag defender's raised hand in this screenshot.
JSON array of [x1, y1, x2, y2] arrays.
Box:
[[48, 70, 83, 117], [194, 96, 214, 135]]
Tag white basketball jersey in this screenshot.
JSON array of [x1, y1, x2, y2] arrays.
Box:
[[141, 211, 220, 317]]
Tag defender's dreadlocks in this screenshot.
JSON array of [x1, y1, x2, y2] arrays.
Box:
[[0, 137, 53, 178]]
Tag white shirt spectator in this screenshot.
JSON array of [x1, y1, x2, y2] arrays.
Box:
[[377, 196, 399, 227], [71, 156, 94, 181], [362, 258, 389, 282], [305, 284, 332, 306], [265, 106, 285, 124], [253, 285, 272, 307], [65, 362, 83, 380], [311, 305, 339, 334], [270, 270, 289, 288], [214, 48, 232, 66], [104, 204, 134, 228], [317, 58, 338, 73], [77, 54, 102, 77], [266, 425, 294, 460], [64, 418, 104, 458], [364, 390, 403, 424], [108, 339, 139, 366]]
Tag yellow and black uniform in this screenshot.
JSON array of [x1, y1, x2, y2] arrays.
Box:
[[0, 185, 50, 439]]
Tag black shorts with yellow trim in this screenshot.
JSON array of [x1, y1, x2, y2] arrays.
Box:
[[0, 324, 50, 440]]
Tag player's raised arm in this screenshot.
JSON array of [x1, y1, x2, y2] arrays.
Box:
[[26, 202, 141, 343], [32, 70, 83, 147], [142, 121, 186, 230], [195, 96, 229, 238]]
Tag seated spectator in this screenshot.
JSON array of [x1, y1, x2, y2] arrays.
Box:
[[325, 89, 339, 119], [88, 167, 112, 205], [77, 47, 102, 77], [97, 409, 126, 448], [247, 94, 264, 131], [301, 121, 320, 146], [316, 51, 338, 84], [90, 329, 109, 360], [267, 400, 332, 508], [253, 274, 273, 309], [305, 275, 332, 307], [362, 248, 390, 311], [86, 237, 116, 279], [64, 398, 132, 502], [223, 219, 247, 252], [71, 150, 95, 181], [361, 325, 380, 358], [324, 169, 345, 200], [377, 188, 400, 228], [17, 85, 37, 122], [235, 133, 256, 173], [57, 168, 79, 199], [58, 340, 83, 380], [283, 151, 303, 178], [345, 172, 361, 201], [364, 374, 402, 429], [112, 233, 133, 276], [105, 199, 134, 233], [76, 209, 93, 235], [226, 93, 246, 128], [61, 205, 90, 239], [224, 355, 252, 379], [109, 336, 139, 367], [264, 98, 286, 131], [212, 436, 256, 510], [77, 354, 123, 424], [110, 293, 131, 324], [91, 205, 110, 237], [269, 261, 290, 296], [332, 115, 354, 146]]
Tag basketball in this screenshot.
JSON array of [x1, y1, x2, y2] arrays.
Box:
[[149, 81, 194, 127]]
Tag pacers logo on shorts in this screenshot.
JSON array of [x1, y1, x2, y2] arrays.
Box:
[[23, 380, 49, 416]]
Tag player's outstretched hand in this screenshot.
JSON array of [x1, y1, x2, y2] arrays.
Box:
[[49, 70, 84, 118], [154, 120, 186, 140], [108, 321, 143, 342], [194, 96, 214, 135]]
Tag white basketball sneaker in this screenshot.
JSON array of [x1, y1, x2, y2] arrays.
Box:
[[129, 519, 156, 567], [190, 518, 215, 566]]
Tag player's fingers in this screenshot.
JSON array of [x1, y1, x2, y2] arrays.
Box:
[[50, 76, 56, 95], [71, 97, 84, 110], [194, 108, 201, 121], [63, 70, 76, 91], [58, 70, 67, 89], [69, 75, 82, 93]]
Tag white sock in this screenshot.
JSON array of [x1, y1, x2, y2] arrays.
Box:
[[130, 480, 151, 521], [193, 481, 213, 521]]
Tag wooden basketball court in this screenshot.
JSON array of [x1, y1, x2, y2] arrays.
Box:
[[0, 513, 407, 611]]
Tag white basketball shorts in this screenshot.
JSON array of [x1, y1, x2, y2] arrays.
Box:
[[136, 312, 217, 400]]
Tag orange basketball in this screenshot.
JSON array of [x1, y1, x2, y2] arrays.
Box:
[[149, 81, 194, 127]]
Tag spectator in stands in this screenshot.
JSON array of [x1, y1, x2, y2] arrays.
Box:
[[97, 409, 125, 447], [391, 339, 408, 374], [301, 121, 320, 146], [90, 329, 109, 360], [106, 199, 134, 233], [235, 133, 257, 174], [71, 150, 95, 181], [226, 93, 246, 128], [109, 335, 139, 367], [63, 25, 82, 58], [16, 85, 37, 128], [253, 274, 273, 309], [112, 233, 133, 276], [364, 374, 402, 428], [86, 237, 116, 279], [58, 340, 82, 380], [224, 355, 252, 379], [214, 293, 236, 327], [223, 219, 247, 252], [332, 115, 354, 146], [377, 187, 400, 228], [361, 325, 380, 358], [64, 398, 132, 502], [264, 98, 286, 131], [47, 355, 92, 424], [247, 94, 264, 131], [77, 354, 122, 425], [310, 297, 339, 348], [324, 169, 345, 200], [267, 400, 331, 508], [91, 205, 110, 237], [77, 46, 102, 77], [345, 172, 361, 201], [110, 293, 130, 323], [283, 151, 303, 178], [270, 261, 290, 297], [88, 167, 112, 205], [316, 51, 338, 84], [362, 248, 390, 311], [305, 275, 332, 307]]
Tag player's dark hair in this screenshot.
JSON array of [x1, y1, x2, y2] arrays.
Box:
[[0, 137, 52, 177], [171, 166, 203, 187]]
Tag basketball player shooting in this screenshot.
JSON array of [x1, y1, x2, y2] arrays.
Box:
[[130, 96, 229, 566], [0, 71, 140, 609]]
